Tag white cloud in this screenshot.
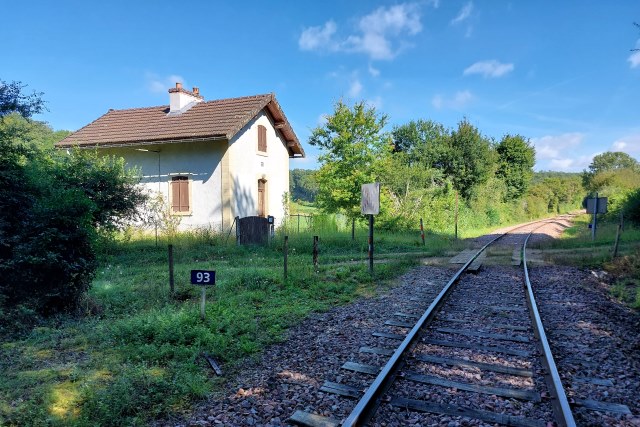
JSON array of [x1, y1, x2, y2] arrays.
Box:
[[299, 21, 338, 51], [531, 132, 584, 160], [628, 43, 640, 68], [367, 96, 384, 110], [298, 3, 422, 61], [146, 73, 185, 94], [451, 2, 473, 25], [432, 90, 473, 109], [464, 60, 514, 78], [348, 79, 363, 98], [548, 156, 593, 172], [612, 134, 640, 154], [368, 63, 381, 77]]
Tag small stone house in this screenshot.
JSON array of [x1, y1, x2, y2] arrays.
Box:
[[57, 83, 305, 231]]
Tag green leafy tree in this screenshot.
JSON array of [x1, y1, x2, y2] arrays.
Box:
[[495, 134, 536, 201], [289, 168, 319, 202], [391, 119, 448, 162], [309, 100, 391, 220], [439, 118, 495, 200], [582, 151, 639, 190]]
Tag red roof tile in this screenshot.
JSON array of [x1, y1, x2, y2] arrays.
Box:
[[56, 93, 304, 157]]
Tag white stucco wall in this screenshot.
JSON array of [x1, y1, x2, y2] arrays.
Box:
[[101, 139, 226, 231], [227, 111, 290, 226]]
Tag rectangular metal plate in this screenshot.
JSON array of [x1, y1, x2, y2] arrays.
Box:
[[361, 182, 380, 215], [190, 270, 216, 285]]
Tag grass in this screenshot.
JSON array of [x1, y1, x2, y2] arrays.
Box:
[[532, 213, 640, 309], [0, 226, 455, 426]]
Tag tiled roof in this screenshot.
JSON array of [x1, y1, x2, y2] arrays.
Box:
[[56, 93, 304, 157]]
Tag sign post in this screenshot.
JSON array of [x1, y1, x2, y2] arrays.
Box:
[[586, 194, 608, 241], [191, 270, 216, 320], [361, 183, 380, 275]]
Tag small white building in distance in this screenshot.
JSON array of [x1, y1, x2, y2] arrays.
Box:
[[57, 83, 305, 231]]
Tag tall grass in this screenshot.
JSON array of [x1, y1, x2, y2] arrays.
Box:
[[0, 226, 452, 427]]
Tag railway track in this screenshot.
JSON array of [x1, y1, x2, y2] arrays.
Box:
[[288, 218, 576, 427]]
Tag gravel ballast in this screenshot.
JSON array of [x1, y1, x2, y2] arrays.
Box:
[[164, 219, 639, 427]]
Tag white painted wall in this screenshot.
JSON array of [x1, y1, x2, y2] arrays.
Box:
[[228, 111, 290, 226], [101, 139, 226, 231], [98, 111, 293, 231]]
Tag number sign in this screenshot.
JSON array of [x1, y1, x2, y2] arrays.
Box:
[[190, 270, 216, 286]]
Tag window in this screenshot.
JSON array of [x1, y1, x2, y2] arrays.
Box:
[[257, 125, 267, 153], [170, 176, 190, 214]]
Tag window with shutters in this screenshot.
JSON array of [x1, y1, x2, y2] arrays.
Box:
[[170, 176, 191, 215], [257, 125, 267, 153]]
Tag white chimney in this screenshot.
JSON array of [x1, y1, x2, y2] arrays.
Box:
[[168, 82, 203, 114]]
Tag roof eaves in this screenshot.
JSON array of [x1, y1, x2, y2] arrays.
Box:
[[56, 135, 228, 149]]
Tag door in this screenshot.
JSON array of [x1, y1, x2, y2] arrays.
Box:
[[258, 179, 266, 217]]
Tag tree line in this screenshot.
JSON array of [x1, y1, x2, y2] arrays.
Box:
[[292, 100, 569, 231], [292, 100, 639, 230]]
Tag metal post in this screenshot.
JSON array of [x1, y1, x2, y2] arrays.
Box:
[[200, 287, 206, 320], [420, 218, 425, 246], [454, 191, 459, 240], [591, 193, 598, 241], [313, 235, 319, 269], [284, 235, 289, 280], [368, 214, 374, 274], [297, 214, 300, 233], [168, 244, 175, 295]]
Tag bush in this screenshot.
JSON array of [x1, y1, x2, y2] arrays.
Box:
[[622, 188, 640, 225], [0, 142, 145, 317]]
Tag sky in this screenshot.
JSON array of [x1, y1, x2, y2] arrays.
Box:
[[2, 1, 639, 172]]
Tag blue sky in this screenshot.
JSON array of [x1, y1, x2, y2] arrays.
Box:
[[3, 1, 639, 172]]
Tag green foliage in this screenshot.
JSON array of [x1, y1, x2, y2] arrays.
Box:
[[52, 149, 146, 232], [309, 100, 391, 220], [438, 118, 495, 200], [140, 193, 182, 242], [0, 80, 45, 119], [621, 188, 640, 225], [0, 82, 146, 316], [527, 173, 583, 215], [1, 229, 444, 426], [582, 151, 639, 190], [495, 134, 535, 201], [391, 119, 448, 164], [289, 169, 318, 202]]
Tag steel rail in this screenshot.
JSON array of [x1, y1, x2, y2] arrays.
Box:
[[341, 218, 568, 427], [341, 230, 506, 426], [523, 229, 576, 427]]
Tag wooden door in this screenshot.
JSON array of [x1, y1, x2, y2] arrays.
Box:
[[258, 179, 266, 217]]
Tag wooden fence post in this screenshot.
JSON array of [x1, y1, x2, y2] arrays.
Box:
[[284, 235, 289, 280], [168, 244, 175, 295], [420, 218, 425, 246], [313, 235, 319, 270]]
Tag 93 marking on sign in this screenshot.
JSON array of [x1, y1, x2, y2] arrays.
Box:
[[191, 270, 216, 286]]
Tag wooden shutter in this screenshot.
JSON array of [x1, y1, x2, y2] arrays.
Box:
[[258, 125, 267, 152], [171, 176, 189, 213]]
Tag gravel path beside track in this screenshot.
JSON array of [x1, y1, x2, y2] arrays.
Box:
[[164, 218, 639, 427]]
